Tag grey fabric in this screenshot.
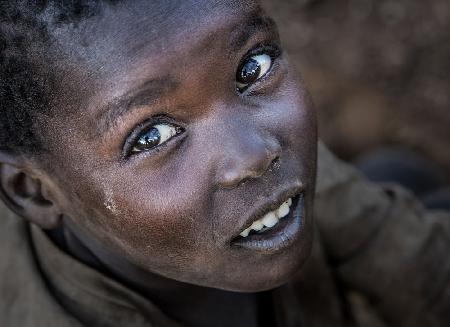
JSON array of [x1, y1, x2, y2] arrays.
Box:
[[0, 203, 81, 327], [1, 143, 449, 326], [315, 143, 450, 327]]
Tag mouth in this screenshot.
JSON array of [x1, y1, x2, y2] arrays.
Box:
[[230, 188, 305, 252]]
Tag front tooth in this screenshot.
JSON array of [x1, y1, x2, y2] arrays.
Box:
[[287, 198, 292, 206], [240, 227, 250, 237], [250, 220, 264, 231], [276, 203, 290, 219], [262, 212, 278, 228]]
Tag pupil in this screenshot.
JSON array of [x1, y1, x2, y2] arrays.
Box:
[[238, 58, 261, 85], [136, 128, 160, 150]]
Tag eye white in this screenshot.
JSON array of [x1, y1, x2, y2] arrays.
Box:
[[155, 124, 178, 145], [253, 54, 272, 79]]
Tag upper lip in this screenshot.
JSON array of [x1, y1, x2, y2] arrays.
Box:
[[230, 183, 304, 241]]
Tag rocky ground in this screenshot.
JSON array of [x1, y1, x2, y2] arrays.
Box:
[[262, 0, 450, 180]]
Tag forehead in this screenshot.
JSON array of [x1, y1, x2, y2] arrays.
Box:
[[51, 0, 261, 75], [46, 0, 265, 122]]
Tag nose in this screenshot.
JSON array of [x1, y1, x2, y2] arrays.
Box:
[[215, 128, 281, 189]]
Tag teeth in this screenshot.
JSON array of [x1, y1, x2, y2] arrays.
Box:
[[239, 197, 293, 238], [240, 229, 250, 237], [276, 203, 290, 219], [262, 212, 278, 227], [250, 220, 264, 231]]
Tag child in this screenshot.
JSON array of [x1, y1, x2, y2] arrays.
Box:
[[0, 1, 448, 326]]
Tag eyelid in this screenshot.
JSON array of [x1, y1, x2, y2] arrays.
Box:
[[242, 42, 282, 63]]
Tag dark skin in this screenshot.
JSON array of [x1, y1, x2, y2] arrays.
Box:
[[0, 1, 317, 326]]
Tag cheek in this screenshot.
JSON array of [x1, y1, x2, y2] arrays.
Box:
[[254, 66, 315, 125], [91, 161, 214, 266], [261, 79, 317, 185], [283, 78, 316, 131], [257, 86, 316, 153]]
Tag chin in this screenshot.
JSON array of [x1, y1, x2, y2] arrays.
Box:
[[224, 200, 314, 293], [224, 255, 311, 293], [218, 227, 313, 293]]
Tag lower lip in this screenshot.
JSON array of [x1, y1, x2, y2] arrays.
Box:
[[230, 194, 305, 252]]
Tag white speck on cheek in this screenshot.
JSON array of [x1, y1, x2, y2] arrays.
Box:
[[104, 187, 119, 215]]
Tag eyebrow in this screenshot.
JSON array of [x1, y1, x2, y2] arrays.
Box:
[[94, 77, 179, 136], [228, 14, 278, 56]]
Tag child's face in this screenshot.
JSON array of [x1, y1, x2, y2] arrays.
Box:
[[39, 0, 317, 291]]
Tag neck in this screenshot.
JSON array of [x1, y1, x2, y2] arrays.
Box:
[[48, 223, 273, 327]]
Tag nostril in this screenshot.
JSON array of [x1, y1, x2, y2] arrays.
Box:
[[236, 177, 250, 188], [216, 139, 282, 190], [220, 171, 253, 190], [270, 156, 281, 171], [221, 156, 281, 189]]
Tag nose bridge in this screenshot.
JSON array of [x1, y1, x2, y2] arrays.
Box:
[[215, 122, 280, 189]]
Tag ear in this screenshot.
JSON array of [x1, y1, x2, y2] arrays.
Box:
[[0, 151, 62, 229]]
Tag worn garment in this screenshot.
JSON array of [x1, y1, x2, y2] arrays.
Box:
[[1, 144, 449, 327]]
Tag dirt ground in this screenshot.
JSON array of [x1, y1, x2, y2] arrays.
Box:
[[262, 0, 450, 181]]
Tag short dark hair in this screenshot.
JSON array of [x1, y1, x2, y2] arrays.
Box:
[[0, 0, 118, 155]]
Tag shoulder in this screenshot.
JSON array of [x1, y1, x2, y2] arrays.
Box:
[[314, 143, 450, 327], [316, 141, 362, 194]]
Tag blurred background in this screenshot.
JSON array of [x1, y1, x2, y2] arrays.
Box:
[[262, 0, 450, 180]]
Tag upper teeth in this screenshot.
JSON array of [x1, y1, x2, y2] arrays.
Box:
[[239, 198, 293, 237]]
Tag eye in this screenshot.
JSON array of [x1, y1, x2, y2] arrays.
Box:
[[131, 123, 183, 154], [236, 53, 272, 92]]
